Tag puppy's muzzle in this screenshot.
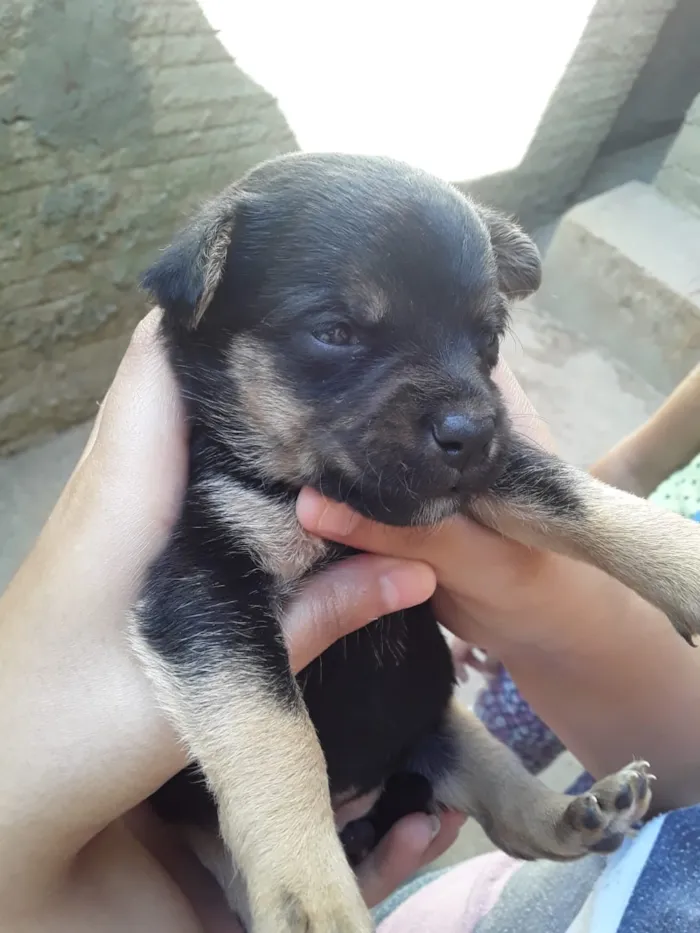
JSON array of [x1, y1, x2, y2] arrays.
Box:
[[429, 411, 496, 474]]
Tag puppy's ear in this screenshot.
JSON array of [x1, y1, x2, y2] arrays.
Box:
[[142, 192, 241, 329], [478, 205, 542, 301]]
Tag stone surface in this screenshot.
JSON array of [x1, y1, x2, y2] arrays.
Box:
[[655, 90, 700, 217], [464, 0, 679, 229], [536, 181, 700, 394], [602, 0, 700, 153], [576, 134, 674, 203], [501, 299, 663, 467], [0, 421, 91, 590], [0, 0, 297, 455]]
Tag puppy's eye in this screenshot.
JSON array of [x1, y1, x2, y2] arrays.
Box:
[[312, 322, 359, 347]]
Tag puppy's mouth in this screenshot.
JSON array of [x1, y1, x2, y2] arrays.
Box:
[[316, 437, 507, 529], [450, 434, 506, 495]]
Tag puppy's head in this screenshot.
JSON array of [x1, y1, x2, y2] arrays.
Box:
[[144, 153, 540, 526]]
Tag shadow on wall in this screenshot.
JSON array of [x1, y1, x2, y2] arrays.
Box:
[[0, 0, 297, 455], [602, 0, 700, 155]]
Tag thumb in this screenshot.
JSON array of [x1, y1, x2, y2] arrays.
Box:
[[356, 811, 465, 907], [283, 554, 436, 673], [54, 310, 188, 582]]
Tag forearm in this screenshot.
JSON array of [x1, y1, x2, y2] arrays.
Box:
[[498, 567, 700, 812], [0, 508, 183, 896], [591, 363, 700, 496]]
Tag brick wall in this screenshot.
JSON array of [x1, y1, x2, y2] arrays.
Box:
[[0, 0, 688, 453], [0, 0, 297, 454], [655, 92, 700, 217]]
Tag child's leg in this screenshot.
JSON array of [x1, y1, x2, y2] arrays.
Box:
[[648, 452, 700, 520], [473, 665, 566, 775], [472, 664, 595, 793]]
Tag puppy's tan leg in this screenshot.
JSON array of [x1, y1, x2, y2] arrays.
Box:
[[433, 702, 652, 861], [134, 651, 371, 933], [471, 439, 700, 641]]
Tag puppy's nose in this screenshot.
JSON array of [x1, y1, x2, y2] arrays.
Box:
[[430, 413, 495, 470]]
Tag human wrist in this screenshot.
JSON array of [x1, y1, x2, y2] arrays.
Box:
[[488, 556, 638, 659]]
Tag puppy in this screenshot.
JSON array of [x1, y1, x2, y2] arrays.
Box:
[[133, 152, 699, 933]]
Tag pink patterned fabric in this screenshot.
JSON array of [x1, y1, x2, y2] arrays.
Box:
[[378, 851, 520, 933]]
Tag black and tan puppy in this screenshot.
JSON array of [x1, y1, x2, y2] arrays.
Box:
[[132, 153, 699, 933]]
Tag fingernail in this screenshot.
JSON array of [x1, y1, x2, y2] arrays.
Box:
[[428, 815, 441, 840], [379, 572, 401, 613], [317, 501, 360, 537], [73, 398, 108, 471], [380, 564, 434, 613]]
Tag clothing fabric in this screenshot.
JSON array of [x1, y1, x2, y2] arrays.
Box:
[[648, 452, 700, 520], [473, 664, 594, 794], [375, 806, 700, 932]]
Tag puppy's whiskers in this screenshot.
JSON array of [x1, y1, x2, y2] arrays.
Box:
[[397, 460, 419, 502]]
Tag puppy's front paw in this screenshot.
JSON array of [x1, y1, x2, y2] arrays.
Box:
[[250, 877, 373, 933], [563, 760, 653, 855], [280, 891, 372, 933]]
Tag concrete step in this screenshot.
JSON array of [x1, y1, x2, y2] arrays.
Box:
[[536, 181, 700, 395]]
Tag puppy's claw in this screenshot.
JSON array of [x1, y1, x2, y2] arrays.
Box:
[[562, 760, 653, 857]]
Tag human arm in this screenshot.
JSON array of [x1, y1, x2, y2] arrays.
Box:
[[590, 362, 700, 496], [296, 359, 700, 814]]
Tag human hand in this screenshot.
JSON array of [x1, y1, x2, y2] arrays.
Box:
[[296, 357, 613, 656], [331, 790, 463, 909], [292, 361, 700, 819], [450, 637, 502, 683], [0, 311, 461, 928]]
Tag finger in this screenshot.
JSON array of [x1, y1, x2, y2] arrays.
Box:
[[296, 487, 442, 559], [356, 811, 465, 908], [334, 788, 382, 832], [72, 395, 107, 473], [72, 309, 168, 474], [419, 810, 466, 864], [91, 309, 187, 491], [284, 554, 436, 673], [356, 813, 439, 907], [298, 486, 549, 603], [58, 309, 188, 569], [296, 487, 485, 578], [450, 639, 475, 664], [465, 647, 502, 675]]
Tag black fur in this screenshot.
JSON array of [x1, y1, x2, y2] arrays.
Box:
[[139, 153, 557, 856]]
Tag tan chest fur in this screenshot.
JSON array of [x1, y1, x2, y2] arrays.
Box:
[[200, 475, 330, 584]]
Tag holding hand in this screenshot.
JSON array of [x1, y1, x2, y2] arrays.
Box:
[[0, 312, 462, 931]]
